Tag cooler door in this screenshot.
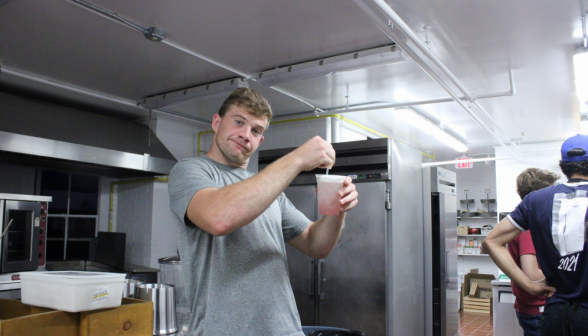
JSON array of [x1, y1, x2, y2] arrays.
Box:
[[319, 182, 387, 336], [444, 193, 459, 336], [284, 185, 317, 325]]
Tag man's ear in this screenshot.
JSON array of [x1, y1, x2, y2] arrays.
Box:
[[211, 114, 221, 132], [259, 136, 264, 145]]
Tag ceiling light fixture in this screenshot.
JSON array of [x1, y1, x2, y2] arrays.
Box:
[[139, 78, 249, 110], [394, 108, 468, 152], [255, 45, 406, 86], [574, 47, 588, 105]]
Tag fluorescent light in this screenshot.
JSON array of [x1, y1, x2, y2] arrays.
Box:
[[140, 77, 249, 110], [255, 45, 406, 86], [574, 48, 588, 105], [394, 108, 468, 152]]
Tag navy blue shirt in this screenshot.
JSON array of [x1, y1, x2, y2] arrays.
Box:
[[508, 182, 588, 306]]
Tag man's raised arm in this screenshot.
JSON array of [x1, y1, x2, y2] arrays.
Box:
[[187, 136, 335, 236]]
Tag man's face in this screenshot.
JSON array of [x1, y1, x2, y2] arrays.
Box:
[[211, 105, 268, 168]]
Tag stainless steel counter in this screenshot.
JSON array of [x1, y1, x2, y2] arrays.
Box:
[[492, 279, 523, 336]]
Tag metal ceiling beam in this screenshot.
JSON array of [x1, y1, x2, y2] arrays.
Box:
[[352, 0, 518, 160], [325, 70, 515, 113], [140, 78, 249, 110], [0, 65, 211, 125], [63, 0, 324, 114]]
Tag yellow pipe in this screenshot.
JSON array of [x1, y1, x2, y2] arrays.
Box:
[[197, 130, 214, 156], [109, 177, 169, 232]]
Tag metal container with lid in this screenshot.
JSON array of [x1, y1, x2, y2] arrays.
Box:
[[158, 256, 189, 315]]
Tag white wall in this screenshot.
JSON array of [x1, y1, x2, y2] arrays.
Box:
[[495, 142, 565, 213]]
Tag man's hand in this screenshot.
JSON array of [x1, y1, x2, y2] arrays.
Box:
[[338, 177, 358, 213], [288, 136, 335, 171], [524, 280, 556, 297]]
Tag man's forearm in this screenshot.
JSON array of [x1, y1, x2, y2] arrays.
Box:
[[485, 241, 534, 292], [188, 153, 303, 235], [304, 214, 346, 259]]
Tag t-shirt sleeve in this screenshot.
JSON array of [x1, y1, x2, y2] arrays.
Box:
[[278, 193, 311, 242], [518, 230, 536, 256], [168, 159, 221, 226], [507, 196, 531, 232]]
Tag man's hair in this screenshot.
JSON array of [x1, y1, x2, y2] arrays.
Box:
[[559, 157, 588, 179], [218, 88, 273, 123], [516, 168, 560, 199]]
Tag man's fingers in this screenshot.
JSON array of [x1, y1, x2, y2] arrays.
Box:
[[340, 190, 358, 205], [340, 198, 359, 213]]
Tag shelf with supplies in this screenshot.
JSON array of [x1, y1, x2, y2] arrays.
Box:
[[457, 216, 497, 219], [458, 234, 487, 237]]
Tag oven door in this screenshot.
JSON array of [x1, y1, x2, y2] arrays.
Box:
[[1, 201, 40, 273]]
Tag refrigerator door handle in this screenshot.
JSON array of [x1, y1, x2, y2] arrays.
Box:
[[446, 250, 450, 288], [318, 260, 325, 300], [309, 259, 315, 300]]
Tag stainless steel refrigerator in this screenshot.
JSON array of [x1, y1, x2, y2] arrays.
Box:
[[422, 167, 458, 336], [259, 138, 425, 336]]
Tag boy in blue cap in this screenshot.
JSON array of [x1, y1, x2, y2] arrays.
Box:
[[484, 134, 588, 336]]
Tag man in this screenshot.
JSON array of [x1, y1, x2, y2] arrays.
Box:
[[508, 168, 559, 336], [168, 88, 358, 335], [483, 134, 588, 336]]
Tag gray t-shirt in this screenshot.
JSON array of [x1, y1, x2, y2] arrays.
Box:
[[168, 156, 310, 336]]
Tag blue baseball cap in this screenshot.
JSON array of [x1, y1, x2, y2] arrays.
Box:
[[561, 134, 588, 162]]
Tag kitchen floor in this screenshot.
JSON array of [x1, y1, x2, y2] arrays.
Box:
[[459, 310, 493, 336]]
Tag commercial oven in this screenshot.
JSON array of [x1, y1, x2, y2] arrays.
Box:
[[0, 193, 51, 273], [0, 193, 51, 299], [259, 138, 425, 336]]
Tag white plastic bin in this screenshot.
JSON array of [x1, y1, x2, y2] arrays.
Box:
[[20, 271, 126, 312]]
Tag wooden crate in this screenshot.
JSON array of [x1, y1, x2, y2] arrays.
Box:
[[463, 296, 492, 314], [79, 297, 153, 336], [0, 299, 78, 336]]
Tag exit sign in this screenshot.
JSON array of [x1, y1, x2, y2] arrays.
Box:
[[456, 157, 473, 169]]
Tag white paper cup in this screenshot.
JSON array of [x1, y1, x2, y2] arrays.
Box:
[[316, 174, 347, 216]]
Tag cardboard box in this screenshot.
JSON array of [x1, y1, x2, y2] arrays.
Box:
[[478, 288, 492, 299], [457, 226, 469, 235], [461, 269, 495, 311]]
